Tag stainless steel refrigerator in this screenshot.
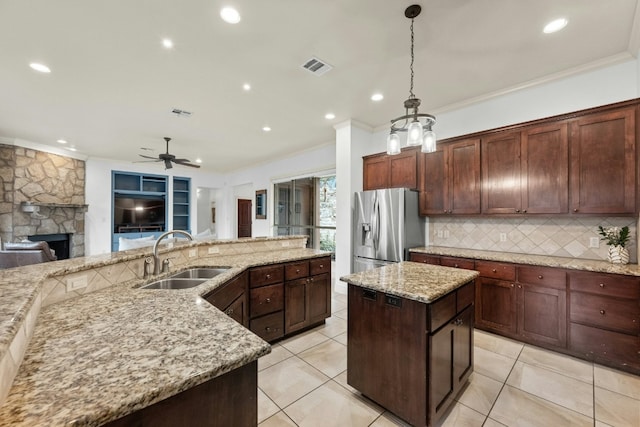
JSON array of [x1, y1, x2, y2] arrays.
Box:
[[353, 188, 425, 273]]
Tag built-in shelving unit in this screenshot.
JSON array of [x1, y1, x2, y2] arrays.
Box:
[[172, 177, 191, 232]]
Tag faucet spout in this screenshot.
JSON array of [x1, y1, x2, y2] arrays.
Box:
[[152, 230, 194, 275]]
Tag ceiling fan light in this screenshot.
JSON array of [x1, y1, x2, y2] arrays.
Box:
[[406, 120, 423, 146], [387, 132, 401, 155]]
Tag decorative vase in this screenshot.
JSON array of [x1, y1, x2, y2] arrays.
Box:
[[607, 245, 629, 264]]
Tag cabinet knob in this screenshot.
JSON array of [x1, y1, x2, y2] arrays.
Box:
[[523, 210, 527, 213], [296, 269, 300, 273], [309, 277, 314, 282], [265, 327, 271, 332], [600, 309, 606, 315], [319, 264, 324, 268], [265, 298, 271, 303], [573, 209, 578, 213], [538, 275, 543, 280], [515, 209, 520, 213], [454, 264, 459, 268], [266, 274, 272, 279], [511, 283, 515, 287], [444, 209, 448, 213], [492, 269, 497, 273], [518, 284, 522, 289], [454, 318, 463, 326], [225, 308, 234, 315], [599, 283, 605, 288]]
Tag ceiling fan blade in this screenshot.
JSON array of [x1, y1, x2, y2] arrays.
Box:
[[139, 154, 159, 160], [133, 160, 162, 164], [174, 159, 201, 168], [173, 158, 190, 163]]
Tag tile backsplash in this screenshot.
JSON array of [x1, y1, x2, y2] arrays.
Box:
[[429, 216, 638, 263]]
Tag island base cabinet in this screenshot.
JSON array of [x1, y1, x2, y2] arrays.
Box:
[[105, 361, 257, 427], [347, 283, 474, 427]]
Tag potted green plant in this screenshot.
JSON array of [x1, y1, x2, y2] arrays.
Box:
[[597, 226, 631, 264]]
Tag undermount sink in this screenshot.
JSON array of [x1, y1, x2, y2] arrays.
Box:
[[141, 278, 207, 290], [170, 267, 231, 279]]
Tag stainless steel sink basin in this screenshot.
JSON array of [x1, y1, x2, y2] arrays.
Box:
[[141, 278, 207, 290], [170, 267, 231, 279]]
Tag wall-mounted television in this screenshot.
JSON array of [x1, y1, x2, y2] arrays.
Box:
[[113, 194, 166, 233]]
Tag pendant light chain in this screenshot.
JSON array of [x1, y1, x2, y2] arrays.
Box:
[[409, 17, 415, 100]]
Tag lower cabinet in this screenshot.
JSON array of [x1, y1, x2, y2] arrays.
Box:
[[204, 272, 249, 327], [347, 281, 474, 427]]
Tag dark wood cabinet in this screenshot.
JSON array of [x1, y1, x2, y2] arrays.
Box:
[[409, 252, 442, 265], [420, 138, 480, 215], [569, 107, 637, 214], [363, 149, 419, 190], [481, 132, 522, 214], [568, 271, 640, 371], [521, 123, 569, 214], [348, 281, 475, 427], [204, 272, 248, 327], [248, 264, 285, 341], [284, 256, 332, 334], [476, 277, 517, 335]]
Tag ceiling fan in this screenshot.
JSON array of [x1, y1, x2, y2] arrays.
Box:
[[137, 137, 200, 169]]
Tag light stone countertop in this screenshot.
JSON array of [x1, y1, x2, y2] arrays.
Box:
[[410, 246, 640, 276], [340, 262, 479, 304], [0, 241, 331, 426]]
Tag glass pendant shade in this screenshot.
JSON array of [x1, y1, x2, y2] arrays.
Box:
[[406, 120, 423, 146], [387, 132, 401, 155], [421, 129, 437, 153]]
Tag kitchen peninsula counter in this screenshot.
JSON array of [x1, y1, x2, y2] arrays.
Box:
[[341, 262, 479, 426], [0, 237, 329, 426], [410, 246, 640, 276]]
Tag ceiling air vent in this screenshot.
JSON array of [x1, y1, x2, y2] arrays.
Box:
[[301, 56, 333, 76], [171, 108, 192, 117]]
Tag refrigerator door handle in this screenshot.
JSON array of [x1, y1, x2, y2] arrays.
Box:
[[372, 193, 380, 251]]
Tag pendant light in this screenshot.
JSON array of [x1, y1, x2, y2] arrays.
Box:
[[386, 4, 437, 155]]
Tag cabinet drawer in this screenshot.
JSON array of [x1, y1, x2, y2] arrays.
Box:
[[456, 281, 475, 312], [517, 266, 566, 290], [410, 253, 440, 264], [569, 272, 640, 299], [310, 257, 331, 276], [440, 257, 475, 270], [204, 273, 246, 310], [569, 322, 639, 369], [429, 292, 456, 332], [249, 264, 284, 288], [570, 292, 639, 334], [476, 261, 516, 281], [250, 311, 284, 342], [250, 284, 284, 318], [285, 261, 309, 280]]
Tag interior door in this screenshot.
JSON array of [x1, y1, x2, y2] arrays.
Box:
[[237, 199, 252, 237]]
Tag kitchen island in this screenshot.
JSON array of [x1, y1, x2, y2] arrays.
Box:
[[0, 236, 330, 426], [340, 262, 479, 427]]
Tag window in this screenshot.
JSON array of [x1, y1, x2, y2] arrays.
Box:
[[274, 175, 336, 255]]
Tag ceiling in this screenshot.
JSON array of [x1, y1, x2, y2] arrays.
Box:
[[1, 0, 639, 173]]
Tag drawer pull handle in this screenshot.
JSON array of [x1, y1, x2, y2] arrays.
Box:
[[600, 309, 605, 315], [265, 298, 271, 303], [599, 283, 605, 288], [492, 269, 497, 273], [538, 275, 543, 279]]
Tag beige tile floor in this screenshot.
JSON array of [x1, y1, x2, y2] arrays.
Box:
[[258, 290, 640, 427]]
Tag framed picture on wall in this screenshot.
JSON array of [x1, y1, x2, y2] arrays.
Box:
[[256, 189, 267, 219]]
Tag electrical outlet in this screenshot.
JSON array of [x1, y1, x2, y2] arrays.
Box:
[[189, 249, 197, 257], [589, 237, 600, 248], [443, 230, 450, 238], [66, 275, 87, 292], [282, 241, 290, 247], [499, 233, 507, 242], [208, 246, 220, 254], [437, 230, 443, 238]]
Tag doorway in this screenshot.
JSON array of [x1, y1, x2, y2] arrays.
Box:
[[237, 199, 252, 237]]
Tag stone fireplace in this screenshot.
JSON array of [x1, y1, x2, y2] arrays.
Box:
[[0, 143, 87, 257]]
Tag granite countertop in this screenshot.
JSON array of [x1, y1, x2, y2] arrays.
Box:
[[410, 246, 640, 277], [0, 242, 331, 426], [340, 262, 479, 304]]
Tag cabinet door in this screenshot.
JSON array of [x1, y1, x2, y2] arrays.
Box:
[[307, 273, 331, 324], [475, 278, 517, 335], [449, 139, 481, 214], [285, 278, 307, 334], [521, 123, 569, 214], [390, 149, 418, 189], [482, 132, 522, 214], [569, 107, 636, 214], [429, 321, 455, 424], [224, 295, 247, 327], [363, 155, 389, 190], [410, 252, 441, 265], [420, 148, 446, 215], [453, 305, 474, 390], [517, 283, 567, 348]]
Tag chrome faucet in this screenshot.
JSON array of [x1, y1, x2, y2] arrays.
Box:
[[151, 230, 194, 275]]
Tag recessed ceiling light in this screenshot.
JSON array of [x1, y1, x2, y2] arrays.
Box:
[[56, 139, 67, 144], [29, 63, 51, 73], [195, 158, 203, 164], [543, 18, 568, 34], [371, 93, 384, 102], [67, 147, 77, 152], [162, 38, 174, 49], [220, 7, 241, 24], [325, 113, 336, 120], [243, 83, 251, 91], [262, 126, 271, 132]]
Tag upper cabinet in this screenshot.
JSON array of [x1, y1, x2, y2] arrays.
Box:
[[569, 107, 636, 214], [363, 148, 419, 191], [421, 138, 480, 215], [481, 132, 522, 214]]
